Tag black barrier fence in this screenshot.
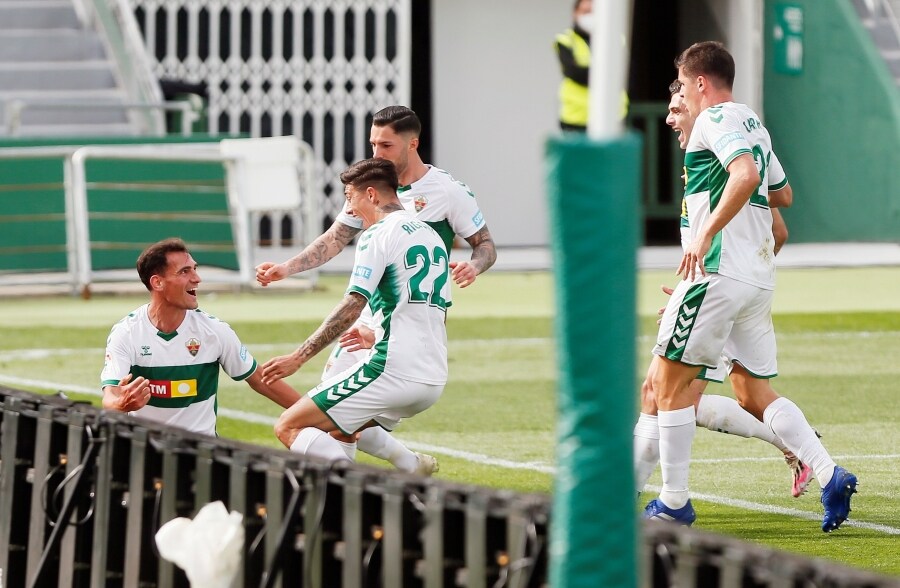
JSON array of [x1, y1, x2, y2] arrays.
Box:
[[1, 385, 897, 588]]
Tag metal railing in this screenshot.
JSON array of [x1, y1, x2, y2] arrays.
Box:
[[2, 385, 898, 588], [0, 140, 318, 293], [75, 0, 168, 134]]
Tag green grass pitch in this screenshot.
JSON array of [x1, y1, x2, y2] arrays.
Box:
[[0, 268, 898, 577]]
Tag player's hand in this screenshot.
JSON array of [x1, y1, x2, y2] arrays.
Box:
[[116, 373, 151, 412], [449, 261, 477, 288], [677, 235, 710, 282], [261, 353, 303, 384], [339, 326, 376, 352], [255, 262, 288, 287], [657, 284, 675, 325]]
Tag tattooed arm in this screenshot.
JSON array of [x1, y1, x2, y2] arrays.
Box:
[[450, 225, 497, 288], [256, 219, 363, 286], [260, 292, 368, 383]]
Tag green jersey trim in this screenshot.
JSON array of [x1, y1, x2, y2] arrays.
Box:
[[368, 265, 401, 372], [705, 232, 723, 273], [425, 219, 456, 252], [769, 177, 788, 191], [721, 147, 752, 170], [156, 330, 178, 341], [348, 284, 373, 300], [233, 359, 257, 382]]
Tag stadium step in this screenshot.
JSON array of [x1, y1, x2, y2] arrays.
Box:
[[0, 1, 157, 137], [0, 30, 106, 61], [0, 61, 117, 91], [0, 1, 80, 30]]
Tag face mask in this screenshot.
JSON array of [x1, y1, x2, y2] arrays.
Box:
[[576, 13, 594, 32]]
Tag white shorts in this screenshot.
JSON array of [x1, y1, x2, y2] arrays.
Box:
[[653, 273, 777, 377], [698, 356, 731, 383], [309, 361, 443, 434]]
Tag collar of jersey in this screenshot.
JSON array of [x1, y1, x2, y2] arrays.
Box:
[[156, 329, 178, 341]]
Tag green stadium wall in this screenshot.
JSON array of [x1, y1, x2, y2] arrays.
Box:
[[763, 0, 900, 243], [0, 136, 238, 276]]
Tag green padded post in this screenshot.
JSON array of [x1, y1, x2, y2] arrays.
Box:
[[545, 133, 641, 588]]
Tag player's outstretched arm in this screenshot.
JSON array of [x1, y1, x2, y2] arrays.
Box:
[[244, 369, 302, 408], [451, 225, 497, 288], [256, 219, 362, 286], [261, 292, 368, 383]]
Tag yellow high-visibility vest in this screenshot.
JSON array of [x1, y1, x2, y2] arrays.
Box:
[[556, 29, 591, 127]]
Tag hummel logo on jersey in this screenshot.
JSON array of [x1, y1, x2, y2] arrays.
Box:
[[325, 370, 374, 402], [140, 345, 152, 356]]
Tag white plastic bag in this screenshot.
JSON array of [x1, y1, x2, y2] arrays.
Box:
[[155, 501, 245, 588]]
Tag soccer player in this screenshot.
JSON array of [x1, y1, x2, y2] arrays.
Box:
[[255, 105, 496, 474], [261, 159, 450, 463], [633, 82, 814, 498], [643, 42, 857, 532], [100, 238, 301, 436]]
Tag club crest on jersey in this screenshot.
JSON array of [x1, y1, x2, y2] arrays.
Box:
[[414, 195, 428, 212], [186, 338, 200, 356]]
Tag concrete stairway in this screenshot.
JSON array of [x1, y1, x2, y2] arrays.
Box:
[[852, 0, 900, 87], [0, 0, 138, 137]]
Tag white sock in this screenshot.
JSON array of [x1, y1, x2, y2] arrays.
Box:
[[696, 394, 789, 452], [763, 397, 836, 487], [337, 440, 358, 460], [289, 428, 352, 463], [633, 413, 660, 492], [357, 427, 419, 473], [658, 406, 696, 510]]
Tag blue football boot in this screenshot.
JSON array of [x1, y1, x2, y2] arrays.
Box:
[[643, 498, 696, 526], [821, 465, 858, 532]]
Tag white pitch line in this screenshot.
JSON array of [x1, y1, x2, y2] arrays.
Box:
[[2, 329, 899, 361], [3, 374, 900, 536]]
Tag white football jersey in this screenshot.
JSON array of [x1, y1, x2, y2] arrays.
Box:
[[347, 210, 451, 385], [336, 164, 486, 251], [336, 164, 487, 331], [101, 305, 256, 436], [683, 102, 783, 290]]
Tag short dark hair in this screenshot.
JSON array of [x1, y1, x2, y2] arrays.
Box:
[[372, 105, 421, 137], [674, 41, 735, 89], [668, 79, 682, 96], [340, 158, 400, 195], [136, 238, 188, 291]]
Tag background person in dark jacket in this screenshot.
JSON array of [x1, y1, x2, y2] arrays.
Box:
[[554, 0, 628, 132]]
